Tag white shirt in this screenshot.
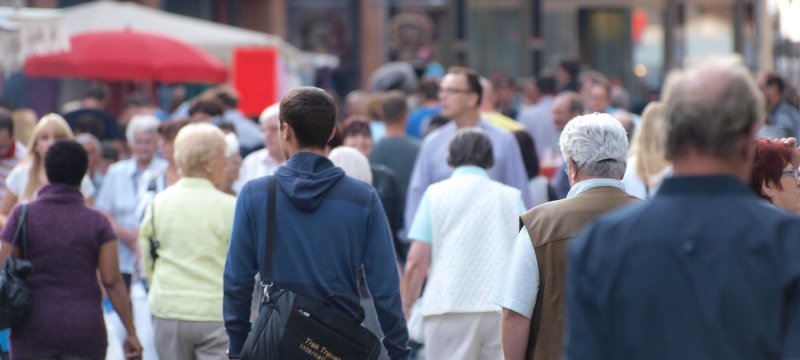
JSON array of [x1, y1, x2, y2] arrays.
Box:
[[224, 109, 263, 149], [517, 95, 558, 163], [5, 162, 94, 201], [621, 155, 672, 200], [233, 149, 282, 193], [490, 178, 626, 318], [95, 157, 168, 274]]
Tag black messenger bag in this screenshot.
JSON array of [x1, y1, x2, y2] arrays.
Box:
[[240, 176, 381, 360]]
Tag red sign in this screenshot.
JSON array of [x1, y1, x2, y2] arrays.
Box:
[[233, 47, 279, 117]]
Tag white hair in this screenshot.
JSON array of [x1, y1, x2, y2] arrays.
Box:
[[75, 132, 101, 155], [329, 146, 373, 184], [259, 103, 280, 125], [126, 115, 160, 143], [560, 113, 628, 178], [225, 132, 240, 158]]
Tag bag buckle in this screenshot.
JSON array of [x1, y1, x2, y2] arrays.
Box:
[[260, 281, 273, 303]]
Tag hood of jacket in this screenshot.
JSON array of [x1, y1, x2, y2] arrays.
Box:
[[274, 152, 345, 212]]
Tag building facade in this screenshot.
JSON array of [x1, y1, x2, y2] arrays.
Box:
[[33, 0, 791, 96]]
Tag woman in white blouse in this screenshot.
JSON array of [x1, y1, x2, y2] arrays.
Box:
[[622, 102, 671, 199]]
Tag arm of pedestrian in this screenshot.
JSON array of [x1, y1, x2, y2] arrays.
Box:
[[0, 189, 18, 218], [501, 308, 532, 360], [401, 241, 431, 320], [98, 240, 142, 359]]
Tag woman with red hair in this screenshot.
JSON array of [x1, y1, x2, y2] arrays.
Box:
[[750, 138, 800, 213]]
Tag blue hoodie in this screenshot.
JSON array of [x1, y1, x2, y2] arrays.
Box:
[[223, 152, 410, 359]]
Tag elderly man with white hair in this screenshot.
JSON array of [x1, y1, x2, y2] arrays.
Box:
[[233, 103, 286, 192], [96, 115, 168, 291], [491, 113, 638, 360]]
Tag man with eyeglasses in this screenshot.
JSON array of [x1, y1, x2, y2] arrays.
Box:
[[566, 59, 800, 359], [404, 67, 531, 247]]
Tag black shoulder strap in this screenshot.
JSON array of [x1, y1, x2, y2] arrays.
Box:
[[11, 204, 28, 258], [263, 176, 278, 289], [149, 199, 159, 271]]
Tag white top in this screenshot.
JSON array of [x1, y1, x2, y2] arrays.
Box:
[[233, 149, 283, 193], [412, 166, 521, 316], [5, 162, 95, 201], [95, 157, 168, 274], [517, 95, 559, 163], [491, 178, 626, 318], [621, 155, 672, 200], [0, 141, 27, 198]]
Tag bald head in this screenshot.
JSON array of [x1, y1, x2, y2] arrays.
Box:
[[552, 91, 583, 132], [664, 59, 764, 161]]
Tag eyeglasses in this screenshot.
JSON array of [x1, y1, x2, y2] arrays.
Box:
[[782, 169, 798, 179], [438, 87, 474, 96]]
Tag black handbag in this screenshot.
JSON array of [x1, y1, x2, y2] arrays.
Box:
[[239, 177, 381, 360], [0, 204, 32, 329]]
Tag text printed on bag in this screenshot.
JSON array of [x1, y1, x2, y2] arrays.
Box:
[[299, 337, 343, 360]]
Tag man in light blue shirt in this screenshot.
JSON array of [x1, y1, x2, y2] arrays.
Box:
[[405, 67, 530, 240], [95, 115, 167, 288]]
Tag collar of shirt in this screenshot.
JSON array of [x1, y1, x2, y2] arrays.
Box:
[[174, 177, 217, 189], [124, 156, 166, 177], [566, 178, 625, 198], [658, 175, 750, 196], [450, 165, 490, 178]]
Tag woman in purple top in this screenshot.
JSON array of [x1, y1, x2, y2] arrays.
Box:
[[0, 141, 142, 359]]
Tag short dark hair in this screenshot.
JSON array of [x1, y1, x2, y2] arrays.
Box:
[[45, 140, 88, 186], [84, 84, 109, 102], [0, 112, 13, 136], [342, 118, 371, 138], [536, 74, 558, 95], [280, 87, 337, 149], [101, 143, 119, 162], [216, 91, 238, 109], [447, 128, 494, 169], [189, 99, 224, 117], [123, 92, 153, 107], [417, 78, 440, 101], [765, 72, 786, 94], [382, 92, 408, 124], [559, 58, 582, 80], [447, 67, 483, 107]]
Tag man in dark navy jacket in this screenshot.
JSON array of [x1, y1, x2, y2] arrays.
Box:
[[223, 87, 410, 359], [566, 59, 800, 359]]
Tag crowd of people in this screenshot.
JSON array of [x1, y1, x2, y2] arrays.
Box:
[[0, 54, 798, 360]]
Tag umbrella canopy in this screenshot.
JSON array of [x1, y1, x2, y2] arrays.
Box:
[[24, 29, 227, 83]]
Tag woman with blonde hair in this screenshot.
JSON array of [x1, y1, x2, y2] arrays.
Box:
[[140, 123, 235, 358], [622, 102, 672, 199], [0, 114, 95, 223]]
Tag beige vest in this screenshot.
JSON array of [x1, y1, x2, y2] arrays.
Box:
[[521, 186, 638, 360]]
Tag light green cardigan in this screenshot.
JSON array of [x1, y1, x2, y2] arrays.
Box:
[[139, 177, 236, 322]]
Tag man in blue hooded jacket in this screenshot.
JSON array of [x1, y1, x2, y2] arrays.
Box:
[[223, 87, 410, 359]]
